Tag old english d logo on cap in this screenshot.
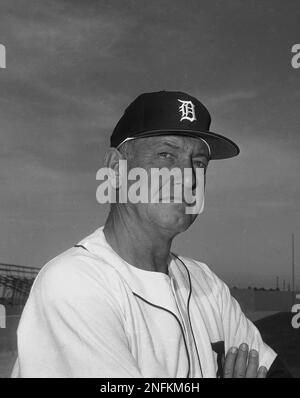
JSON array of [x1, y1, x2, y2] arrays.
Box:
[[178, 99, 197, 122], [110, 90, 240, 160]]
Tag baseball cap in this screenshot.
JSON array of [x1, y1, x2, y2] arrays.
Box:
[[110, 90, 240, 160]]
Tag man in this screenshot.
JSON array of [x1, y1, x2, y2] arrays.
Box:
[[12, 91, 291, 378]]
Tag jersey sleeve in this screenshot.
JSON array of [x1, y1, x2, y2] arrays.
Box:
[[219, 282, 277, 371], [13, 258, 143, 378]]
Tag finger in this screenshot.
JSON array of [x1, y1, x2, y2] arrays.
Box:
[[233, 343, 248, 378], [245, 349, 259, 378], [223, 346, 238, 378], [257, 366, 268, 378]]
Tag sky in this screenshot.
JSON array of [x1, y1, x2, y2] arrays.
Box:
[[0, 0, 299, 288]]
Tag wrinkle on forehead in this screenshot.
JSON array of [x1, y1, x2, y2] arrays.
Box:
[[134, 135, 209, 157]]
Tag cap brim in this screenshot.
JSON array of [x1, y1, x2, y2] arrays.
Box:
[[129, 129, 240, 160]]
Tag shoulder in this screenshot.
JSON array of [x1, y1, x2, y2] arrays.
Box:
[[31, 246, 123, 304], [173, 253, 229, 297]]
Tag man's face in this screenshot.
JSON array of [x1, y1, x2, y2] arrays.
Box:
[[123, 135, 209, 235]]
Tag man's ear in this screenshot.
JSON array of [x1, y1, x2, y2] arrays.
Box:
[[104, 147, 122, 170], [104, 148, 124, 189]]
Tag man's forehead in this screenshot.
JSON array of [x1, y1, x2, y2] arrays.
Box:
[[135, 135, 209, 155]]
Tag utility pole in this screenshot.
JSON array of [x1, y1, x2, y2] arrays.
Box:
[[292, 233, 295, 294]]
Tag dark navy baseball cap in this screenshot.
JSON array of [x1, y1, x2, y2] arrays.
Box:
[[110, 91, 240, 160]]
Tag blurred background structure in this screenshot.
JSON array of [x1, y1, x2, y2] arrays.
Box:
[[0, 263, 38, 377], [0, 263, 38, 306]]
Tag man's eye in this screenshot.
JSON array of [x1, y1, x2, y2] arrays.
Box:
[[158, 152, 174, 159], [193, 159, 206, 168]]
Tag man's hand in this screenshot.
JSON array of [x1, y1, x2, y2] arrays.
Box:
[[223, 343, 268, 378]]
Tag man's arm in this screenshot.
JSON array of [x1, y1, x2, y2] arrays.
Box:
[[219, 282, 292, 377], [14, 258, 142, 378]]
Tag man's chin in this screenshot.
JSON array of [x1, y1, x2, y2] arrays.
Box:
[[149, 203, 198, 232]]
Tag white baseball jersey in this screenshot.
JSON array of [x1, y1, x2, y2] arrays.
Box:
[[12, 226, 276, 378]]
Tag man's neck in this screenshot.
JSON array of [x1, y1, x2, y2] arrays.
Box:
[[103, 207, 174, 275]]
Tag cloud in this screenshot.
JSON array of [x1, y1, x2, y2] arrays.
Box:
[[204, 90, 258, 108], [0, 0, 299, 286]]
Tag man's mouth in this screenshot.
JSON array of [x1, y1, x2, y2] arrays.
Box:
[[159, 195, 196, 206]]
